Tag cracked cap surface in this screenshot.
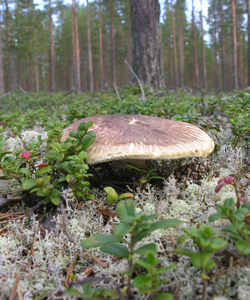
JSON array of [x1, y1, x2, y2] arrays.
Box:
[[61, 115, 215, 165]]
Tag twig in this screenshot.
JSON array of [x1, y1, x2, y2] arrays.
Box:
[[17, 284, 23, 300], [28, 199, 44, 227], [18, 262, 49, 274], [0, 91, 10, 98], [82, 248, 108, 268], [174, 281, 182, 300], [59, 199, 74, 243], [113, 83, 122, 102], [9, 274, 21, 300], [223, 256, 233, 296], [64, 88, 78, 97], [124, 60, 145, 102], [208, 260, 250, 281], [17, 85, 26, 93]]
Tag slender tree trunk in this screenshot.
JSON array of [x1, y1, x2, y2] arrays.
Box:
[[200, 0, 207, 90], [213, 9, 221, 91], [238, 34, 244, 89], [220, 0, 227, 91], [247, 0, 250, 86], [192, 0, 199, 90], [86, 0, 93, 91], [5, 0, 14, 92], [72, 0, 81, 92], [72, 4, 76, 88], [98, 0, 104, 89], [130, 0, 165, 90], [49, 0, 57, 92], [171, 0, 178, 86], [231, 0, 238, 89], [32, 0, 39, 92], [177, 5, 184, 87], [110, 0, 116, 84], [0, 11, 4, 94]]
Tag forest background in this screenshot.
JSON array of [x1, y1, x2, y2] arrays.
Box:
[[0, 0, 248, 95]]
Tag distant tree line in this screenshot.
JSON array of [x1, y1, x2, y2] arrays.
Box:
[[0, 0, 249, 94]]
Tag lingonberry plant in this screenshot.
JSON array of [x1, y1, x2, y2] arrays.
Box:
[[80, 198, 182, 299], [0, 120, 96, 205]]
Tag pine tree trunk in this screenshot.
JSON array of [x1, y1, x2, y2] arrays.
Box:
[[72, 0, 81, 92], [238, 34, 244, 89], [0, 11, 4, 94], [49, 0, 57, 92], [247, 0, 250, 86], [5, 0, 14, 92], [130, 0, 165, 90], [231, 0, 238, 89], [171, 0, 178, 86], [192, 0, 199, 90], [177, 5, 184, 87], [87, 0, 93, 91], [32, 0, 39, 92], [72, 5, 76, 88], [98, 0, 104, 89], [110, 0, 116, 84], [213, 8, 221, 91], [200, 0, 207, 91], [220, 0, 227, 91]]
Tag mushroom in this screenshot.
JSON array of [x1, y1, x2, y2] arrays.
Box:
[[61, 115, 214, 167]]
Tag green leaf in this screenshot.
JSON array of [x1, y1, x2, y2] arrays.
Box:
[[69, 131, 80, 139], [242, 201, 250, 210], [113, 223, 134, 237], [205, 259, 216, 271], [85, 194, 94, 200], [139, 178, 147, 183], [224, 198, 236, 211], [50, 142, 63, 153], [116, 199, 136, 222], [140, 214, 159, 222], [125, 162, 141, 171], [174, 247, 196, 257], [132, 243, 157, 255], [150, 219, 183, 230], [118, 192, 134, 200], [80, 235, 123, 249], [51, 189, 60, 198], [236, 240, 250, 255], [36, 166, 52, 175], [209, 213, 227, 222], [146, 251, 157, 266], [100, 243, 129, 258], [104, 186, 118, 201], [18, 168, 32, 177], [78, 151, 87, 161], [78, 122, 87, 132], [133, 274, 151, 287], [22, 179, 36, 190], [209, 238, 227, 251], [191, 253, 210, 269], [201, 273, 210, 280], [153, 293, 173, 300], [81, 135, 96, 150], [223, 224, 239, 235], [51, 197, 60, 205], [64, 287, 84, 297], [177, 235, 190, 245]]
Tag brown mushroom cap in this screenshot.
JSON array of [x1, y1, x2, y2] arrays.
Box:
[[61, 115, 214, 165]]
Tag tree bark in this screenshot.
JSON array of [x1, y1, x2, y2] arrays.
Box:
[[0, 11, 4, 94], [247, 0, 250, 86], [49, 0, 57, 92], [130, 0, 165, 90], [171, 0, 178, 86], [231, 0, 238, 89], [32, 0, 39, 92], [177, 5, 184, 87], [5, 0, 14, 92], [72, 0, 81, 92], [192, 0, 199, 90], [98, 0, 104, 89], [220, 0, 227, 91], [200, 0, 207, 91], [86, 0, 93, 91], [110, 0, 116, 84]]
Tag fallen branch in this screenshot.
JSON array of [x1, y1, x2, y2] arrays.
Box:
[[64, 88, 78, 97], [124, 60, 145, 102], [0, 92, 10, 98], [17, 85, 26, 93], [113, 83, 122, 102], [59, 196, 74, 243]]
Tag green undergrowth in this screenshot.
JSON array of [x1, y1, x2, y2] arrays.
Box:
[[0, 89, 250, 299]]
